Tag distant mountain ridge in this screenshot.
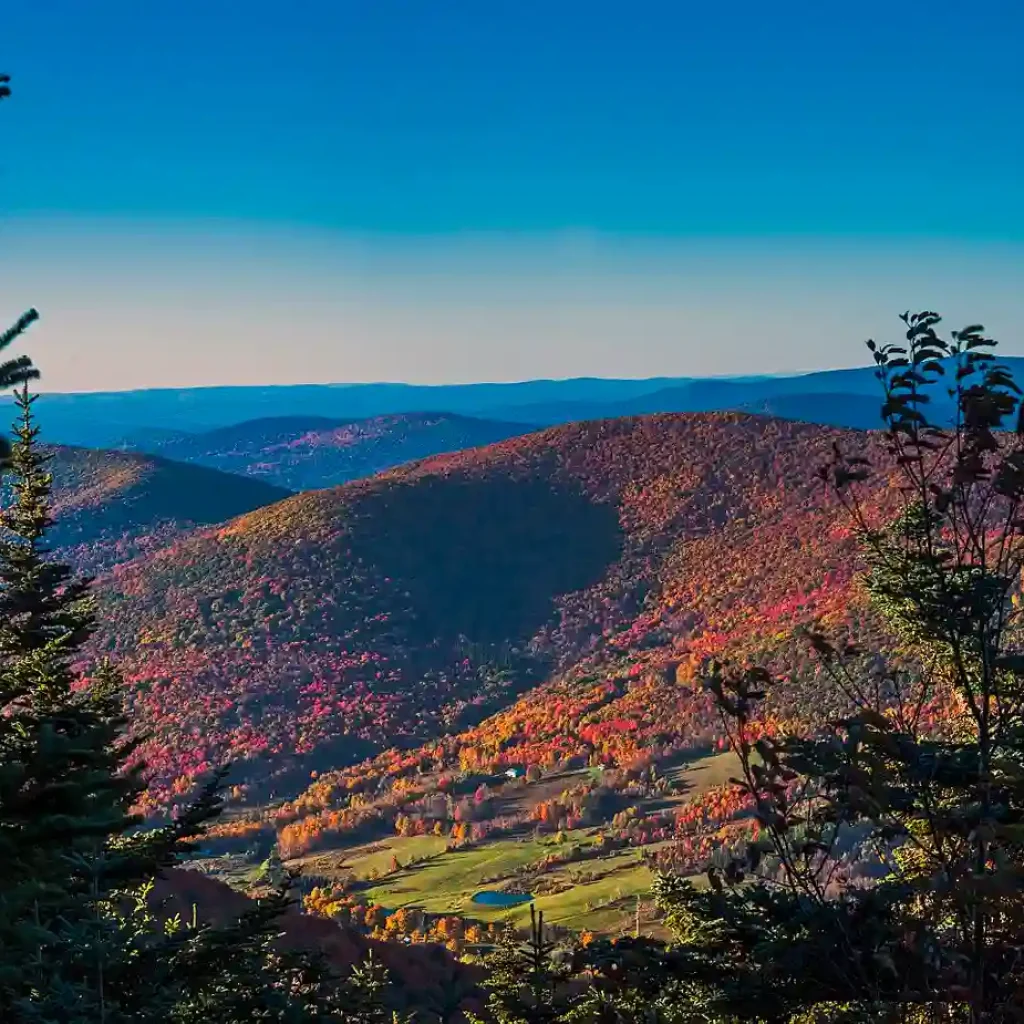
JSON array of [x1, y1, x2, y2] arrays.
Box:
[[33, 356, 1003, 448], [119, 412, 538, 491], [35, 377, 691, 447]]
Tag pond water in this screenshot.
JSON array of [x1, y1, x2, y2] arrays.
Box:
[[470, 890, 534, 907]]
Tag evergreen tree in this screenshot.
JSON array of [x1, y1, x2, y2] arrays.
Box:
[[478, 920, 711, 1024], [653, 313, 1024, 1022], [0, 310, 40, 464], [566, 937, 722, 1024], [474, 909, 570, 1024], [0, 388, 394, 1021], [0, 385, 146, 1019], [0, 385, 98, 702]]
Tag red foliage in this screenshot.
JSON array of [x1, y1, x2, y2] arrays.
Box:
[[84, 413, 900, 816]]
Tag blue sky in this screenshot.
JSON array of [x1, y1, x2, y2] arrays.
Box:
[[1, 0, 1022, 391]]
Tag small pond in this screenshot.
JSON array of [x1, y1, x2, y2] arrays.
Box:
[[470, 890, 534, 908]]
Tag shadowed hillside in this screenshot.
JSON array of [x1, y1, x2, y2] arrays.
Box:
[[735, 391, 896, 429], [6, 445, 292, 574], [125, 412, 537, 491], [90, 413, 888, 810], [349, 472, 621, 645]]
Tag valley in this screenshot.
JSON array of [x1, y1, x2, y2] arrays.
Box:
[[281, 750, 740, 940]]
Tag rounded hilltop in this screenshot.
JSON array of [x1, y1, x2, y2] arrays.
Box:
[[91, 411, 884, 808]]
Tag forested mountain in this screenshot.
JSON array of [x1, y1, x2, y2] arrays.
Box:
[[119, 412, 536, 491], [9, 444, 290, 573], [9, 408, 906, 944], [86, 412, 886, 813]]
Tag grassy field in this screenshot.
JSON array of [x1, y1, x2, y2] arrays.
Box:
[[361, 836, 556, 915], [663, 750, 741, 799], [344, 834, 666, 935], [526, 860, 652, 929], [341, 835, 450, 877], [280, 750, 739, 935], [360, 838, 661, 935]]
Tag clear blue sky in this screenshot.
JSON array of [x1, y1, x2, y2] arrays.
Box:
[[2, 0, 1022, 391]]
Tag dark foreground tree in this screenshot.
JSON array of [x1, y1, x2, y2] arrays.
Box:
[[472, 909, 571, 1024], [474, 912, 722, 1024], [654, 312, 1024, 1022], [0, 385, 394, 1021]]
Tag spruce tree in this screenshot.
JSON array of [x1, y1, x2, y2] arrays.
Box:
[[0, 386, 98, 703], [0, 383, 227, 1019], [0, 310, 40, 457], [474, 909, 570, 1024], [0, 390, 394, 1022], [0, 385, 144, 1019]]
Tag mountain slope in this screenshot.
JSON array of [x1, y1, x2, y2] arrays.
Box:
[[34, 446, 292, 573], [124, 412, 537, 491], [90, 413, 887, 809]]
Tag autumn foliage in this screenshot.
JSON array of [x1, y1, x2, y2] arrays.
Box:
[[88, 414, 888, 807]]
